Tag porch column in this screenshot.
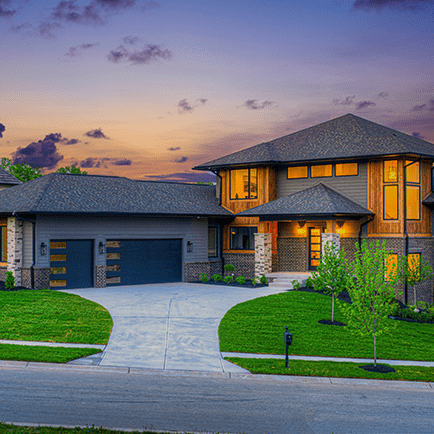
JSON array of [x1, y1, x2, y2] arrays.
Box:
[[254, 233, 272, 276], [7, 217, 23, 286], [321, 233, 340, 255]]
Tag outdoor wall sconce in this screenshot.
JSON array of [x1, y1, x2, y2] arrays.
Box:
[[298, 221, 306, 228], [40, 242, 47, 256], [336, 221, 345, 228], [99, 242, 105, 254], [187, 241, 193, 253]]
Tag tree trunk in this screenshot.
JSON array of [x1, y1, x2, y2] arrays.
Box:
[[373, 334, 377, 367], [413, 285, 417, 306], [332, 294, 335, 322]]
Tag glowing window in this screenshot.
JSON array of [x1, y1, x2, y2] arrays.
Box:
[[384, 160, 398, 183], [384, 185, 398, 220], [406, 185, 420, 220], [311, 164, 332, 178], [288, 166, 308, 179], [1, 226, 7, 263], [50, 280, 67, 287], [408, 253, 421, 276], [230, 169, 258, 200], [385, 254, 398, 281], [336, 163, 358, 177], [406, 161, 420, 183], [50, 241, 66, 249]]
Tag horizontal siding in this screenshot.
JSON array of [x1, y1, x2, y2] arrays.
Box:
[[35, 215, 208, 268], [22, 221, 33, 268], [277, 162, 368, 207]]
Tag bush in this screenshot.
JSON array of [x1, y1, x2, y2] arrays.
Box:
[[252, 276, 259, 286], [224, 264, 235, 273], [5, 271, 15, 290], [236, 275, 246, 285], [224, 275, 235, 284], [199, 273, 209, 283], [260, 274, 268, 285], [305, 276, 314, 289], [212, 274, 222, 282], [291, 279, 301, 291]]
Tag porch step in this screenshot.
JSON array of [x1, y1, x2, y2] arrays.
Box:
[[265, 272, 312, 290]]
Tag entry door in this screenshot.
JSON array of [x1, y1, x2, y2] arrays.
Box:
[[308, 228, 322, 270]]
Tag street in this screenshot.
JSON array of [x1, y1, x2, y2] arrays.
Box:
[[0, 364, 433, 434]]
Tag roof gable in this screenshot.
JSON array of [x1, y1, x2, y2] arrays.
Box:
[[0, 167, 22, 186]]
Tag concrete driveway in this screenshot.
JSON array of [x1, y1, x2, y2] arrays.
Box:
[[64, 282, 285, 373]]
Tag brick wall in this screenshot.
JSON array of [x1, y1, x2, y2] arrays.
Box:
[[222, 253, 255, 279], [277, 237, 307, 272], [184, 261, 223, 282], [34, 268, 50, 290]]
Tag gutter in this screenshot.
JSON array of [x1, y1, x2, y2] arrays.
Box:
[[358, 215, 374, 248], [12, 212, 36, 289]]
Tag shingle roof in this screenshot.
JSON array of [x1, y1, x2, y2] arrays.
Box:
[[194, 113, 434, 170], [237, 183, 373, 219], [0, 167, 22, 186], [0, 173, 233, 217]]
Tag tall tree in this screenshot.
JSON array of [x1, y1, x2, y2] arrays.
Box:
[[0, 157, 43, 183]]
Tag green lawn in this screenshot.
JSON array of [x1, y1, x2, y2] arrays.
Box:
[[0, 289, 112, 344], [219, 291, 434, 361], [226, 357, 434, 382]]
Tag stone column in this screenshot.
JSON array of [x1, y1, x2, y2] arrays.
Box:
[[255, 233, 272, 277], [7, 217, 23, 286], [321, 233, 340, 256]]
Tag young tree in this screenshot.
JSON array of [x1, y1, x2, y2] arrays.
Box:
[[55, 165, 87, 175], [341, 240, 399, 367], [397, 254, 433, 306], [311, 241, 349, 323], [0, 157, 43, 183]]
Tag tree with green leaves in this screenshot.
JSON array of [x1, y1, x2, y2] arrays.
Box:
[[397, 254, 433, 306], [55, 166, 87, 175], [0, 157, 43, 183], [341, 240, 399, 367], [311, 241, 349, 323]]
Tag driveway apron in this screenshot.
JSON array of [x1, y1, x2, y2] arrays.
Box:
[[64, 283, 284, 372]]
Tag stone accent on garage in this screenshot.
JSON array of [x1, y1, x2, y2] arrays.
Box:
[[34, 267, 50, 290], [184, 261, 223, 282], [95, 265, 107, 288], [7, 217, 23, 286], [222, 253, 255, 279], [277, 237, 307, 272]]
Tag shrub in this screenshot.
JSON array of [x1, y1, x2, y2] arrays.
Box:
[[236, 275, 246, 285], [199, 273, 209, 283], [212, 274, 222, 282], [5, 271, 15, 290], [260, 274, 268, 285], [224, 264, 235, 273], [252, 276, 259, 286], [224, 275, 235, 284], [291, 279, 301, 291], [305, 276, 314, 289]]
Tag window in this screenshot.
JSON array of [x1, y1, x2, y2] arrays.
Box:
[[406, 161, 420, 183], [384, 185, 398, 220], [230, 227, 257, 250], [0, 225, 6, 263], [406, 161, 420, 220], [311, 164, 332, 178], [384, 160, 398, 183], [288, 166, 308, 179], [336, 163, 358, 177], [230, 168, 258, 200], [408, 253, 421, 277], [208, 227, 218, 258], [385, 253, 398, 281]]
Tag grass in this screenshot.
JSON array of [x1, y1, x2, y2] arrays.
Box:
[[219, 290, 434, 361], [0, 290, 112, 344], [226, 357, 434, 382], [0, 344, 101, 364]]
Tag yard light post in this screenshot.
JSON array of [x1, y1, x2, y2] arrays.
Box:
[[284, 326, 292, 368]]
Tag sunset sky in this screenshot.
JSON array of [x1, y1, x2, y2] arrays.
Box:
[[1, 0, 433, 183]]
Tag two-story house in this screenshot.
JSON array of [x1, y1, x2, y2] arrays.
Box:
[[193, 113, 434, 304]]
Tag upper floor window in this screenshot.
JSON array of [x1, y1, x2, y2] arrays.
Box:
[[311, 164, 332, 178], [384, 185, 398, 220], [336, 163, 358, 177], [288, 166, 308, 179], [230, 227, 257, 250], [230, 168, 258, 200], [384, 160, 398, 183], [0, 225, 7, 263], [406, 160, 420, 220]]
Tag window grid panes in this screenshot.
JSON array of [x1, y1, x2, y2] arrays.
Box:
[[230, 168, 258, 200]]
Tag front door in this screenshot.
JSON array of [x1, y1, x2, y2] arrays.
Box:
[[308, 228, 322, 270]]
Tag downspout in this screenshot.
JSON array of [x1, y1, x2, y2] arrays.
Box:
[[358, 215, 374, 248], [211, 170, 222, 206], [12, 212, 36, 289], [211, 169, 225, 274]]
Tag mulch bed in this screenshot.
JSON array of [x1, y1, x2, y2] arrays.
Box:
[[0, 281, 28, 291], [318, 319, 347, 326], [192, 280, 268, 289], [359, 364, 396, 373]]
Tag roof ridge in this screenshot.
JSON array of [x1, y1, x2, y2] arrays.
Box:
[[32, 175, 57, 212]]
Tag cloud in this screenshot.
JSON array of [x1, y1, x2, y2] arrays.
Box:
[[412, 132, 426, 139], [377, 92, 389, 99], [0, 0, 15, 18], [12, 133, 64, 169], [333, 95, 356, 105], [63, 138, 81, 145], [50, 1, 103, 25], [122, 35, 139, 45], [112, 159, 132, 166], [11, 21, 32, 32], [175, 156, 188, 163], [196, 98, 208, 105], [411, 99, 434, 112], [0, 123, 5, 138], [143, 171, 216, 184], [242, 100, 274, 110], [355, 100, 376, 110], [80, 157, 100, 168], [167, 146, 181, 151], [352, 0, 433, 12], [108, 43, 172, 65], [84, 128, 110, 139], [178, 99, 194, 114], [94, 0, 137, 10], [64, 42, 99, 57]]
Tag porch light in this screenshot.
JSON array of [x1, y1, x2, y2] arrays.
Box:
[[40, 242, 47, 256], [187, 241, 193, 252], [99, 242, 105, 254], [298, 221, 306, 228], [336, 221, 345, 228]]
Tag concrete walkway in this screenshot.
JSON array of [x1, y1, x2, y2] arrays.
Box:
[[63, 282, 287, 373]]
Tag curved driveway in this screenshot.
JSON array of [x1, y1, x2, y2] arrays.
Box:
[[65, 283, 285, 372]]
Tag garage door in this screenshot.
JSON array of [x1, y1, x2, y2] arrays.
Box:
[[106, 239, 182, 286], [50, 240, 93, 289]]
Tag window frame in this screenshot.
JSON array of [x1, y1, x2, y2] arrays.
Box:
[[335, 162, 359, 177], [0, 225, 7, 264], [310, 164, 333, 178], [287, 165, 308, 179], [229, 168, 258, 200], [208, 226, 219, 258], [383, 184, 399, 220], [229, 226, 257, 251], [405, 160, 421, 221], [385, 253, 398, 281], [383, 160, 399, 183]]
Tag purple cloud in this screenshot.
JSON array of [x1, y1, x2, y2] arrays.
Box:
[[80, 157, 100, 168], [178, 99, 194, 114], [377, 92, 389, 99], [412, 99, 434, 112], [175, 156, 188, 163], [0, 0, 15, 17], [108, 43, 172, 65], [333, 95, 356, 106], [196, 98, 208, 105], [355, 100, 376, 110], [94, 0, 137, 10], [11, 21, 32, 32], [12, 133, 64, 169], [112, 159, 132, 166], [167, 146, 181, 151], [242, 100, 274, 110], [84, 128, 110, 139], [0, 123, 5, 138], [50, 1, 103, 25], [122, 35, 139, 45], [64, 138, 81, 145], [412, 132, 426, 139], [352, 0, 432, 12], [64, 42, 99, 57]]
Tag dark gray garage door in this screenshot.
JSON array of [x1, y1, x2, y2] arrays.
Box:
[[106, 239, 182, 286], [50, 240, 93, 289]]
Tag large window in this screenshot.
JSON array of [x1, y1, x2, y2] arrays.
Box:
[[230, 168, 258, 200], [311, 164, 332, 178], [208, 226, 218, 258], [230, 227, 257, 250], [406, 161, 420, 220], [0, 226, 6, 263], [384, 160, 398, 183], [384, 185, 398, 220]]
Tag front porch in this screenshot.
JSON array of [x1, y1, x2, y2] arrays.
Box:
[[266, 271, 312, 290]]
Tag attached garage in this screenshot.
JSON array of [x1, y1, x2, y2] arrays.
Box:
[[106, 239, 182, 286]]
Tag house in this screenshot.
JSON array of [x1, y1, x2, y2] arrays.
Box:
[[1, 113, 434, 303], [193, 113, 434, 304]]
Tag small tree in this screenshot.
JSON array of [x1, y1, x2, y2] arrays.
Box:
[[397, 254, 433, 306], [5, 271, 15, 290], [311, 242, 349, 322], [56, 165, 87, 175], [341, 240, 398, 367]]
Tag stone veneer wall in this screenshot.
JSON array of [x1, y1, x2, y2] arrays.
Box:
[[34, 268, 50, 290], [254, 233, 272, 277], [340, 238, 359, 264], [21, 268, 32, 289], [95, 265, 107, 288], [0, 266, 6, 282], [277, 238, 307, 272], [7, 217, 23, 286], [223, 253, 255, 279], [184, 261, 223, 282]]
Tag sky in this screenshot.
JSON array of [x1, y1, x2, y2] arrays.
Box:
[[0, 0, 433, 183]]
